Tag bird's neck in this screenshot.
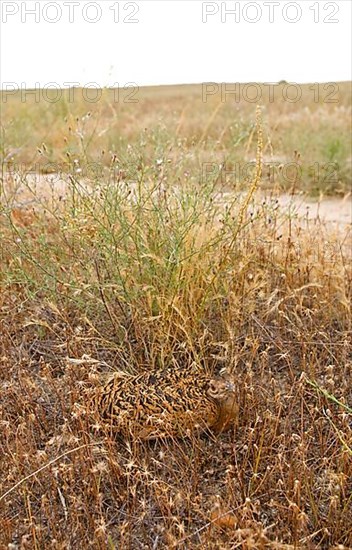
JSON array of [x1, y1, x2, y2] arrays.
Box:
[[213, 398, 238, 433]]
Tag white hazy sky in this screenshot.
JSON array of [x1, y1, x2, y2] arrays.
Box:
[[0, 0, 351, 89]]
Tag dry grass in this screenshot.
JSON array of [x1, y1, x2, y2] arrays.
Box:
[[0, 92, 351, 548], [1, 82, 352, 195]]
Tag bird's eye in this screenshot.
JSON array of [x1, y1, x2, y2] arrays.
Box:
[[208, 380, 218, 394]]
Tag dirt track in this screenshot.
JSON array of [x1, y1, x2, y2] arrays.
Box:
[[2, 172, 351, 228]]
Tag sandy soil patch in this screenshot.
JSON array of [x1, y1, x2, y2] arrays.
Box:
[[1, 172, 351, 229]]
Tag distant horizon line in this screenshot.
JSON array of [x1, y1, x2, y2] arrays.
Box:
[[1, 79, 351, 92]]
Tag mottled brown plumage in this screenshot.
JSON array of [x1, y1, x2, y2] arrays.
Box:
[[93, 365, 237, 439]]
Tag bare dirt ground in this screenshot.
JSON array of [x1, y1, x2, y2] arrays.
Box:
[[2, 172, 351, 225]]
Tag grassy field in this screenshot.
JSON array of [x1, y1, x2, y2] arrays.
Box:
[[0, 87, 351, 548], [1, 82, 351, 195]]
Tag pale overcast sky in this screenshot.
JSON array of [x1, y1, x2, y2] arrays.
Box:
[[1, 0, 351, 89]]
